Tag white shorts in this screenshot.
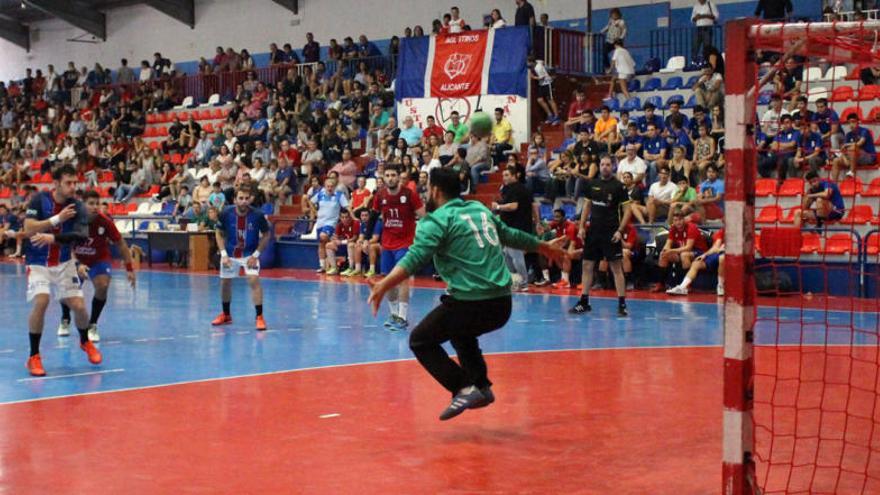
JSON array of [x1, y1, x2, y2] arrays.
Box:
[[26, 261, 84, 302], [220, 257, 261, 279]]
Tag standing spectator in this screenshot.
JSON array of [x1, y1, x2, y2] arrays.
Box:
[[448, 6, 466, 33], [600, 8, 627, 71], [490, 107, 514, 166], [492, 166, 535, 292], [152, 52, 172, 78], [832, 113, 877, 181], [607, 40, 634, 100], [312, 176, 350, 273], [529, 55, 560, 124], [693, 64, 724, 109], [488, 9, 506, 28], [691, 0, 719, 62], [117, 59, 135, 84], [303, 33, 320, 63], [754, 0, 793, 20], [138, 61, 152, 83], [514, 0, 536, 26]]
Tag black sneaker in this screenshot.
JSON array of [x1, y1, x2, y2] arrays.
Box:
[[439, 388, 486, 421], [618, 305, 628, 317], [472, 386, 495, 409], [569, 301, 592, 314], [533, 278, 549, 287]]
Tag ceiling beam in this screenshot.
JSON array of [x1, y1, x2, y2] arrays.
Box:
[[144, 0, 194, 28], [271, 0, 298, 15], [0, 16, 29, 51], [23, 0, 105, 40]]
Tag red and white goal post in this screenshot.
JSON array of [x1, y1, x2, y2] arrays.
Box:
[[723, 18, 880, 495]]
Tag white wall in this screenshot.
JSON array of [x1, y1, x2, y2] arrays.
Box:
[[0, 0, 750, 82]]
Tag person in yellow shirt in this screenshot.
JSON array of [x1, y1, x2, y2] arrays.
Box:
[[593, 104, 619, 153], [490, 107, 515, 167]]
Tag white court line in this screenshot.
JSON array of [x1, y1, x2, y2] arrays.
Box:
[[0, 349, 14, 354], [0, 346, 719, 406], [157, 337, 174, 341], [133, 338, 150, 342], [183, 335, 199, 338], [17, 368, 125, 383], [319, 413, 341, 419]]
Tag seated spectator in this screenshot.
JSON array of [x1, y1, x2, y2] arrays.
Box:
[[312, 175, 350, 273], [201, 206, 221, 231], [668, 145, 694, 186], [437, 130, 462, 168], [774, 57, 803, 110], [621, 171, 645, 207], [860, 65, 880, 86], [667, 227, 725, 296], [832, 113, 877, 181], [792, 119, 825, 177], [325, 208, 359, 276], [466, 134, 490, 191], [301, 139, 324, 177], [546, 151, 575, 203], [636, 102, 664, 137], [615, 122, 642, 160], [669, 177, 698, 216], [632, 166, 676, 224], [490, 107, 514, 166], [789, 96, 813, 123], [593, 105, 618, 153], [760, 94, 789, 141], [666, 114, 693, 159], [811, 98, 842, 151], [175, 185, 193, 216], [695, 164, 724, 220], [760, 114, 799, 179], [564, 89, 593, 137], [421, 115, 444, 147], [208, 181, 227, 209], [524, 146, 549, 194], [399, 116, 422, 148], [330, 148, 359, 192], [114, 163, 149, 203], [345, 208, 381, 277], [300, 175, 321, 220], [655, 210, 709, 291], [616, 144, 646, 185], [664, 100, 690, 134], [193, 175, 213, 204], [642, 123, 669, 185], [693, 64, 724, 109], [797, 170, 846, 228], [692, 124, 716, 179], [607, 40, 634, 100]]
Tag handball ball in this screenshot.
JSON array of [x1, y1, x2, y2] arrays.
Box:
[[468, 111, 493, 139]]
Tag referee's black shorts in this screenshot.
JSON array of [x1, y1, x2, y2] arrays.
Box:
[[583, 229, 623, 262]]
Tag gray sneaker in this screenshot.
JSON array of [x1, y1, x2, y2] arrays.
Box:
[[439, 388, 487, 421]]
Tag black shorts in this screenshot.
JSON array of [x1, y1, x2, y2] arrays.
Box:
[[537, 83, 553, 100], [583, 229, 623, 262]]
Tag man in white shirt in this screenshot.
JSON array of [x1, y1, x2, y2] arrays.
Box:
[[693, 64, 724, 109], [448, 6, 465, 33], [616, 144, 647, 185], [760, 93, 790, 139], [608, 40, 635, 100], [691, 0, 719, 61], [641, 167, 678, 223]]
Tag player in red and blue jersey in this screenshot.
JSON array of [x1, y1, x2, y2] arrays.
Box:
[[211, 185, 271, 331], [370, 165, 425, 330], [22, 165, 102, 376], [799, 170, 847, 227], [58, 190, 136, 342]]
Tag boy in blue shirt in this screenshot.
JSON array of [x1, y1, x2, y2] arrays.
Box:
[[832, 113, 877, 181], [798, 170, 846, 227], [793, 119, 825, 176]]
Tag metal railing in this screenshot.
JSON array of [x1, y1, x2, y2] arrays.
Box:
[[535, 26, 602, 75], [649, 25, 724, 67], [825, 9, 880, 21]]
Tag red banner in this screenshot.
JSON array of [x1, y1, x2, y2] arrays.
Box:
[[430, 31, 488, 98]]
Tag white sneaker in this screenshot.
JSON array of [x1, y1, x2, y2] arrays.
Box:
[[666, 285, 689, 296], [716, 285, 725, 297], [57, 320, 70, 337], [87, 324, 100, 342], [315, 267, 324, 273], [846, 171, 854, 178]]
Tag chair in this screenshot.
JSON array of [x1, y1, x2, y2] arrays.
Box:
[[863, 177, 880, 197], [211, 108, 224, 119], [177, 111, 190, 121], [830, 86, 854, 102], [641, 78, 661, 92], [684, 75, 700, 88], [203, 123, 215, 133], [777, 178, 805, 197], [865, 235, 880, 256], [838, 176, 863, 196], [661, 76, 683, 91], [823, 65, 848, 81], [807, 87, 829, 103], [869, 106, 880, 123], [146, 113, 158, 124], [841, 204, 874, 225], [627, 79, 641, 93], [803, 67, 824, 83], [857, 85, 880, 101], [207, 93, 221, 106], [136, 202, 151, 214], [663, 95, 684, 110], [603, 98, 620, 112], [839, 106, 864, 121], [174, 96, 194, 109], [781, 207, 802, 224], [659, 56, 686, 74], [126, 203, 138, 213], [643, 95, 661, 110], [622, 97, 642, 112], [637, 57, 661, 75], [149, 141, 161, 150], [158, 127, 169, 136], [756, 205, 782, 223], [822, 233, 855, 254], [683, 94, 697, 109], [755, 178, 777, 197], [800, 232, 822, 253]]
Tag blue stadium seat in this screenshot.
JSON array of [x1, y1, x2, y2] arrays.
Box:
[[636, 57, 661, 75], [539, 202, 554, 221], [562, 203, 577, 220], [641, 77, 661, 92], [644, 95, 662, 110], [627, 79, 641, 93], [685, 75, 700, 88], [663, 95, 685, 109], [621, 97, 642, 112], [138, 221, 151, 231], [683, 94, 697, 109], [603, 97, 620, 112], [661, 76, 683, 91], [554, 137, 576, 153], [160, 201, 176, 216]]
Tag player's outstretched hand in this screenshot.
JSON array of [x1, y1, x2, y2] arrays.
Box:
[[58, 204, 77, 222], [29, 233, 54, 247], [539, 237, 568, 266], [366, 278, 385, 317]]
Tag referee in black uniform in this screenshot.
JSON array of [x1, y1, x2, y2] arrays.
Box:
[[570, 154, 633, 317]]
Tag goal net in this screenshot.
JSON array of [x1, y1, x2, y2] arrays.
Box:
[[723, 19, 880, 495]]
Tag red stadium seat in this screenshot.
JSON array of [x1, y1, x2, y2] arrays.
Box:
[[857, 85, 880, 101], [178, 112, 189, 121], [149, 141, 161, 150], [158, 127, 169, 136], [864, 177, 880, 197], [866, 236, 880, 256], [777, 178, 805, 197], [869, 106, 880, 123], [822, 233, 855, 254], [211, 108, 224, 119], [830, 86, 854, 102], [800, 232, 822, 254], [841, 205, 874, 225], [101, 171, 114, 182], [756, 205, 782, 223], [203, 123, 214, 133], [126, 203, 138, 213], [781, 207, 802, 224], [171, 153, 183, 164], [838, 177, 863, 196], [146, 113, 158, 124], [755, 178, 777, 197], [0, 188, 10, 199], [839, 106, 864, 121]]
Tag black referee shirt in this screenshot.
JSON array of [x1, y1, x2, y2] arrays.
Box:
[[585, 176, 629, 232]]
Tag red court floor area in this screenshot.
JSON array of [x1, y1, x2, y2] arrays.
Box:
[[0, 348, 721, 494]]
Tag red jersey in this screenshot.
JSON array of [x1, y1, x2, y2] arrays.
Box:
[[568, 100, 593, 120], [422, 125, 444, 141], [73, 213, 122, 266], [371, 186, 423, 250], [564, 222, 584, 250], [622, 223, 640, 251], [279, 148, 301, 167], [335, 219, 360, 241], [549, 219, 573, 239], [712, 228, 725, 246], [669, 222, 708, 252]]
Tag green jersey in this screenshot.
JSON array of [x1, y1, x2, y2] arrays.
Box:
[[673, 186, 696, 203], [447, 122, 469, 143], [398, 198, 540, 301]]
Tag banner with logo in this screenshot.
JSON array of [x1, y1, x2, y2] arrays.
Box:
[[397, 94, 529, 146], [396, 26, 529, 101]]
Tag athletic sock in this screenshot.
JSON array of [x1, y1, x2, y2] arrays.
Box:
[[90, 297, 107, 325], [388, 301, 399, 318], [60, 303, 71, 323], [681, 276, 694, 289], [222, 301, 231, 316], [579, 294, 590, 305], [398, 302, 408, 322], [542, 269, 550, 280], [562, 271, 569, 283], [369, 264, 376, 272], [618, 296, 626, 307], [255, 305, 263, 317], [29, 332, 42, 356], [77, 327, 89, 344]]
